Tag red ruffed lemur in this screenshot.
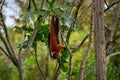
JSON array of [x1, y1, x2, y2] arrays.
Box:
[[48, 15, 64, 60]]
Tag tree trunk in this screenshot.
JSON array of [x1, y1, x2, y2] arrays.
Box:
[[17, 59, 26, 80], [93, 0, 107, 80]]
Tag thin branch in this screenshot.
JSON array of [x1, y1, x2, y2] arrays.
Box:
[[61, 32, 73, 80], [22, 16, 42, 61], [83, 63, 95, 78], [27, 0, 31, 10], [66, 0, 84, 44], [0, 0, 5, 11], [61, 32, 72, 55], [31, 0, 38, 11], [70, 0, 84, 19], [0, 32, 18, 66], [45, 54, 49, 79], [79, 13, 93, 80], [104, 0, 109, 7], [107, 52, 120, 61], [34, 42, 46, 80], [46, 0, 48, 3], [107, 43, 120, 55], [77, 3, 92, 21], [0, 32, 13, 59], [83, 52, 120, 78], [0, 12, 16, 59], [40, 0, 44, 9], [72, 34, 89, 53], [52, 62, 61, 80], [52, 0, 55, 3], [106, 0, 120, 54], [68, 54, 72, 80], [83, 52, 120, 79], [104, 0, 120, 12], [0, 46, 11, 59]]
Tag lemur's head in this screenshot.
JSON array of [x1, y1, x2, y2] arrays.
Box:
[[53, 54, 59, 59]]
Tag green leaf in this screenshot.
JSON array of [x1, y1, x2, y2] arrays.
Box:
[[34, 23, 49, 44], [61, 50, 68, 58], [38, 9, 50, 16], [47, 1, 53, 10], [60, 63, 68, 72], [22, 26, 33, 32], [61, 57, 68, 63], [21, 40, 28, 49]]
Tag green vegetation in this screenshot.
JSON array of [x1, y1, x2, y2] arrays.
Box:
[[0, 0, 120, 80]]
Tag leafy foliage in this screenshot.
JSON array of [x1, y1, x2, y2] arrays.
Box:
[[0, 0, 120, 80]]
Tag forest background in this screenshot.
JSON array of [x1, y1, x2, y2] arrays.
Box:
[[0, 0, 120, 80]]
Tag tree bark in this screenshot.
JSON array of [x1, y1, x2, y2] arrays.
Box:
[[17, 59, 26, 80], [93, 0, 106, 80]]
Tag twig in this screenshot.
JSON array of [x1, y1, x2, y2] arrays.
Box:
[[104, 0, 120, 12], [34, 42, 46, 80], [72, 34, 89, 53]]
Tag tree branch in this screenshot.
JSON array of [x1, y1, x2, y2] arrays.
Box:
[[0, 46, 11, 59], [104, 0, 120, 12], [79, 13, 93, 80], [106, 0, 120, 54], [34, 42, 46, 80], [52, 0, 55, 3], [107, 52, 120, 61], [83, 63, 95, 78], [31, 0, 38, 11], [40, 0, 44, 9], [27, 0, 31, 10], [52, 62, 61, 80], [0, 12, 17, 59], [22, 16, 42, 61], [72, 34, 89, 53], [66, 0, 84, 45], [61, 32, 73, 80], [0, 32, 18, 66], [0, 0, 5, 11]]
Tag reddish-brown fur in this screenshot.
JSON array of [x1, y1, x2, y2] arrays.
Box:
[[49, 16, 64, 57]]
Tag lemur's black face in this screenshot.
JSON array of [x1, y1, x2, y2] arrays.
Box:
[[53, 54, 59, 59]]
